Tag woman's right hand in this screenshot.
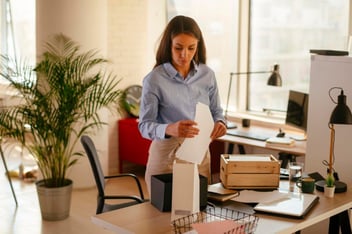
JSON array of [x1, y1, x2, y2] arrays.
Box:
[[165, 120, 199, 138]]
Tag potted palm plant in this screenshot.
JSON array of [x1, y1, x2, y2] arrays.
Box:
[[0, 34, 122, 220]]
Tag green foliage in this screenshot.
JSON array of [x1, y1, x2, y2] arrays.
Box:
[[118, 91, 137, 118], [326, 173, 335, 187], [0, 34, 122, 187]]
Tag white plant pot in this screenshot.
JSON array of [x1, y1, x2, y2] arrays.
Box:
[[324, 185, 335, 198]]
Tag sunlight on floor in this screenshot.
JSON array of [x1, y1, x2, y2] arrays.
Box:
[[1, 150, 147, 234]]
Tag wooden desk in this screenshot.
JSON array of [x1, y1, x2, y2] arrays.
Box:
[[91, 184, 352, 234], [210, 124, 306, 174], [220, 124, 306, 156]]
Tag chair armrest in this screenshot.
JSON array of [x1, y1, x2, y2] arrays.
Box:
[[104, 173, 145, 200], [104, 195, 145, 203], [104, 173, 137, 179]]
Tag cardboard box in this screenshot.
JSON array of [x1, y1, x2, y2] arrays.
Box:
[[220, 154, 280, 189], [151, 173, 208, 212]]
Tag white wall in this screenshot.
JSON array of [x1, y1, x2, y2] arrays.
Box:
[[306, 55, 352, 184], [36, 0, 167, 180], [36, 0, 109, 188], [299, 55, 352, 232], [107, 0, 166, 174]]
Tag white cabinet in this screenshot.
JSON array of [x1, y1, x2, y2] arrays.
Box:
[[306, 55, 352, 185]]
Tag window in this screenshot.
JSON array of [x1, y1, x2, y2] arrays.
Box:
[[0, 0, 35, 83], [248, 0, 350, 119], [167, 0, 351, 124]]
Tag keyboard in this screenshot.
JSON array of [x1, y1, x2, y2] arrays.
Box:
[[226, 129, 271, 141]]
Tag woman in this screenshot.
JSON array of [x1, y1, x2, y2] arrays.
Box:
[[138, 15, 227, 195]]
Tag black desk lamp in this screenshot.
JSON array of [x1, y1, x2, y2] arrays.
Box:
[[315, 87, 352, 193], [224, 64, 282, 129]]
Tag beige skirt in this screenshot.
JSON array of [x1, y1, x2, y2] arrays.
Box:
[[144, 137, 210, 196]]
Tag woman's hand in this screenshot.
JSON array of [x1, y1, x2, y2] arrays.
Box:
[[166, 120, 199, 138], [210, 121, 227, 140]]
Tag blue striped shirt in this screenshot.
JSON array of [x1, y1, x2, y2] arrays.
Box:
[[138, 62, 224, 140]]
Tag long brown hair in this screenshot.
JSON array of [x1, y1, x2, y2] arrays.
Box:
[[154, 15, 206, 68]]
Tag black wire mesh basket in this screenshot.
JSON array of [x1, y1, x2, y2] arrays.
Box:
[[172, 207, 259, 234]]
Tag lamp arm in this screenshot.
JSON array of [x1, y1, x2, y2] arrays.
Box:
[[224, 73, 234, 120], [226, 70, 270, 117], [225, 68, 277, 123], [328, 124, 335, 175]]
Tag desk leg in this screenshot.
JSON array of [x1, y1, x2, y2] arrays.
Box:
[[227, 143, 245, 154], [340, 210, 351, 234], [329, 210, 351, 234], [279, 153, 296, 168], [227, 143, 234, 154], [238, 145, 245, 154]]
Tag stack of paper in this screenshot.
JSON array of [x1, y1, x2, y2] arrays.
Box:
[[207, 183, 239, 202], [265, 137, 295, 147]]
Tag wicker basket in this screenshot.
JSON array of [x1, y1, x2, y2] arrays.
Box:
[[172, 207, 258, 234]]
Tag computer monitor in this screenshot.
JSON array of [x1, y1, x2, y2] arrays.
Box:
[[285, 90, 309, 133]]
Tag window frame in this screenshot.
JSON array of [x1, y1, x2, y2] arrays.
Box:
[[231, 0, 352, 124]]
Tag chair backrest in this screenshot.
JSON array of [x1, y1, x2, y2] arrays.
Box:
[[81, 135, 105, 197]]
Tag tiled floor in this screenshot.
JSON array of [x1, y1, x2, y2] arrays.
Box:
[[0, 154, 148, 234]]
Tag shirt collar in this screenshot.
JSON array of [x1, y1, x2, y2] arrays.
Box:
[[163, 61, 199, 80]]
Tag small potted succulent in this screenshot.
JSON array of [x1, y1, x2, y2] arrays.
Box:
[[324, 173, 335, 198]]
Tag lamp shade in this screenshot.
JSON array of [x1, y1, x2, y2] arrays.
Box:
[[329, 90, 352, 124], [267, 64, 282, 87], [225, 64, 283, 128]]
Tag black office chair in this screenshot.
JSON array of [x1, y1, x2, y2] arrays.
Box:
[[81, 135, 147, 214]]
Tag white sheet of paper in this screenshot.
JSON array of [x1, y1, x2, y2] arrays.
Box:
[[208, 183, 237, 195], [176, 102, 213, 164]]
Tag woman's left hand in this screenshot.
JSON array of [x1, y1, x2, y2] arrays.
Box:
[[210, 121, 227, 140]]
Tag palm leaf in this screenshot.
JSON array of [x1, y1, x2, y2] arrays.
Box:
[[0, 34, 122, 187]]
